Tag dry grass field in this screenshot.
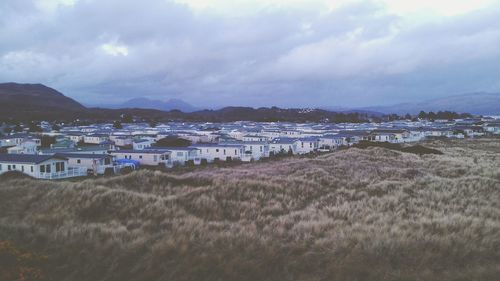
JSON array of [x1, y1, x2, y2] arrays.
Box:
[[1, 138, 499, 281]]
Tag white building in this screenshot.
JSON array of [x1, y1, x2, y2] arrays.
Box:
[[425, 128, 454, 138], [269, 138, 298, 155], [192, 143, 245, 163], [240, 141, 270, 161], [0, 154, 86, 179], [371, 129, 411, 143], [56, 153, 116, 175], [242, 135, 269, 142], [110, 149, 171, 166], [156, 147, 201, 167], [318, 135, 347, 150], [133, 139, 153, 150], [84, 134, 109, 144], [484, 123, 500, 134], [295, 137, 319, 154], [7, 140, 39, 154], [67, 133, 84, 144], [110, 136, 133, 147], [0, 134, 40, 148]]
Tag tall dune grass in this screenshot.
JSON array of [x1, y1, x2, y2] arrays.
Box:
[[0, 139, 499, 281]]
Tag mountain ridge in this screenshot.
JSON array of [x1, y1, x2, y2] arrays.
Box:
[[1, 82, 496, 122], [117, 97, 200, 112], [359, 92, 500, 115]]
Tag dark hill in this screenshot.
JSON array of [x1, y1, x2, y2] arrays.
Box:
[[0, 83, 86, 120], [0, 83, 373, 123], [119, 98, 199, 112]]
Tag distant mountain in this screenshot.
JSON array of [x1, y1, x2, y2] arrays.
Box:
[[0, 83, 372, 122], [3, 83, 496, 123], [119, 98, 199, 112], [361, 93, 500, 115], [0, 83, 86, 120]]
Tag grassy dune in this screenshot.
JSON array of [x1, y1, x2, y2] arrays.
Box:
[[1, 139, 499, 281]]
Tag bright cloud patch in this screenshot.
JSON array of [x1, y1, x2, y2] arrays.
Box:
[[101, 43, 129, 57], [36, 0, 77, 13]]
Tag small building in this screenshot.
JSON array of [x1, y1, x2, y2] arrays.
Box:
[[7, 140, 39, 154], [67, 133, 85, 144], [154, 147, 201, 167], [318, 135, 347, 150], [371, 129, 411, 143], [240, 141, 270, 161], [0, 154, 86, 179], [55, 153, 116, 175], [269, 138, 298, 155], [39, 145, 109, 155], [484, 123, 500, 134], [50, 138, 75, 149], [295, 137, 319, 154], [191, 143, 245, 163], [242, 135, 269, 142], [133, 139, 153, 150], [110, 136, 133, 147], [0, 134, 40, 148], [84, 134, 109, 144], [110, 149, 171, 166], [425, 128, 454, 138]]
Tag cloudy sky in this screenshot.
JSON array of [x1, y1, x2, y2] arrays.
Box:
[[1, 0, 500, 108]]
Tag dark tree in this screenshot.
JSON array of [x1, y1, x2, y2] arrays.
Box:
[[149, 120, 158, 128], [13, 124, 23, 132], [3, 127, 12, 134], [428, 112, 437, 120], [113, 121, 123, 129], [120, 113, 133, 123], [41, 135, 57, 148], [28, 122, 42, 133], [52, 124, 61, 131], [154, 136, 192, 147]]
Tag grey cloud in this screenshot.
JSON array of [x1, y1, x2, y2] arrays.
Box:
[[1, 0, 500, 108]]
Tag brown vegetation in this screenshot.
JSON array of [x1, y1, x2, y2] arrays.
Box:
[[0, 139, 499, 281], [353, 141, 443, 155]]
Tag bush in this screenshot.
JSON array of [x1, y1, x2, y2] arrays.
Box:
[[353, 141, 443, 155], [401, 145, 443, 155], [0, 171, 33, 181], [119, 166, 134, 175]]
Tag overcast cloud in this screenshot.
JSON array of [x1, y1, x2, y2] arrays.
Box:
[[1, 0, 500, 108]]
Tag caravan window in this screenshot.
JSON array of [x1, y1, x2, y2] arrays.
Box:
[[40, 165, 45, 173], [55, 162, 65, 172]]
